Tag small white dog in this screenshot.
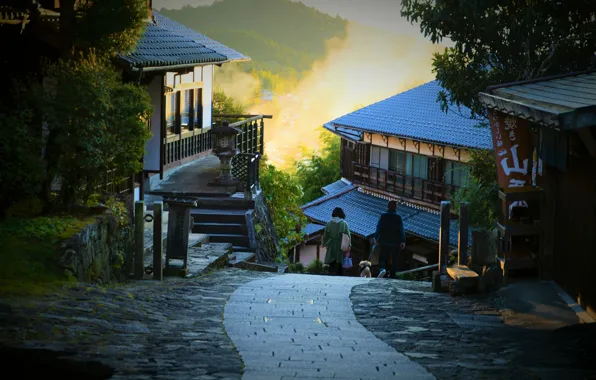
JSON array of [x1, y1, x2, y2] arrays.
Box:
[[359, 260, 372, 278]]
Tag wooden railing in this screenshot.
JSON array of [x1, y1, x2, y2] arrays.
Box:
[[350, 163, 459, 205], [93, 168, 136, 195], [164, 129, 211, 170], [213, 114, 271, 155]]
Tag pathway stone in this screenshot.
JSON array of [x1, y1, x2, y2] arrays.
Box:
[[350, 279, 596, 380], [224, 274, 435, 380], [0, 269, 276, 379]]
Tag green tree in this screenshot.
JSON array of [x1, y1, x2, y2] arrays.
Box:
[[40, 54, 153, 208], [295, 130, 341, 203], [260, 158, 308, 256], [213, 88, 247, 120], [59, 0, 148, 58], [452, 149, 500, 230], [401, 0, 596, 118]]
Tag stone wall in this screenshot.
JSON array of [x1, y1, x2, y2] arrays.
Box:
[[59, 214, 130, 285], [251, 192, 279, 263]]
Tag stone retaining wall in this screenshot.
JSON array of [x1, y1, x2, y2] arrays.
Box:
[[251, 192, 280, 263], [59, 214, 130, 285]]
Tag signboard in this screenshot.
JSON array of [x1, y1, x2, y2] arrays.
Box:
[[488, 110, 533, 191]]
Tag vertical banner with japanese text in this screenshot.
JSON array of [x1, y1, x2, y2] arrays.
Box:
[[488, 110, 533, 191]]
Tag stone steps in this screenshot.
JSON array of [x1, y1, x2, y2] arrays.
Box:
[[195, 222, 247, 235], [192, 208, 247, 224], [209, 233, 250, 248], [196, 197, 255, 210]]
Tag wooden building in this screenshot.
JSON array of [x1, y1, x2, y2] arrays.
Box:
[[301, 81, 491, 275], [0, 1, 266, 202], [479, 70, 596, 320]]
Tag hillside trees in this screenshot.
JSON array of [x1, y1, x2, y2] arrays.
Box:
[[295, 130, 341, 203]]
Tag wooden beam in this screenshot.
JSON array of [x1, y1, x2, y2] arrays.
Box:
[[438, 201, 451, 272], [437, 145, 445, 157], [458, 202, 469, 265], [427, 143, 435, 156], [577, 127, 596, 158], [398, 138, 407, 149], [413, 140, 420, 153]]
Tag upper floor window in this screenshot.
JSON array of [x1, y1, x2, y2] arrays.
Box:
[[388, 149, 428, 180], [165, 87, 204, 133], [444, 161, 469, 187]]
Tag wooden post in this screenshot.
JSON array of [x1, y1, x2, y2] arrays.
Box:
[[438, 201, 451, 273], [134, 201, 145, 280], [458, 202, 469, 266], [153, 201, 163, 281], [316, 242, 320, 262]]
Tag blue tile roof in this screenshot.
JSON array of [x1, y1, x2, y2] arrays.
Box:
[[301, 187, 472, 247], [324, 81, 492, 150], [303, 223, 325, 237], [321, 179, 354, 195], [323, 124, 362, 141], [118, 11, 248, 69], [152, 12, 249, 62]]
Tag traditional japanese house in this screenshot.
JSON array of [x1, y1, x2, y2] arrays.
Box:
[[1, 1, 270, 255], [300, 81, 492, 275], [478, 69, 596, 320]]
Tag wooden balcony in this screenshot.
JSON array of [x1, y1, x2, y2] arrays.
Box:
[[349, 163, 459, 205], [163, 114, 271, 173]]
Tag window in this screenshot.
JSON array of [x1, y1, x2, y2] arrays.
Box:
[[166, 93, 176, 129], [389, 150, 408, 173], [413, 154, 428, 179], [182, 90, 191, 126], [388, 149, 428, 179], [370, 146, 382, 167], [444, 161, 469, 187]]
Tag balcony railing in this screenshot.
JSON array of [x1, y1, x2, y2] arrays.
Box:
[[164, 129, 212, 170], [213, 114, 271, 155], [350, 163, 459, 205]]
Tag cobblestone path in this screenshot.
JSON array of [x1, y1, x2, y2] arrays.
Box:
[[0, 269, 276, 379], [224, 274, 434, 380], [350, 279, 596, 380]]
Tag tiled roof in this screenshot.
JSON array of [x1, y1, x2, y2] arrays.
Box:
[[303, 223, 325, 237], [323, 124, 362, 141], [118, 11, 247, 69], [324, 81, 492, 150], [321, 179, 354, 195], [479, 70, 596, 130], [302, 186, 471, 247], [153, 12, 249, 62]]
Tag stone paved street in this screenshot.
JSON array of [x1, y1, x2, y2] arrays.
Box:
[[224, 274, 433, 380], [1, 270, 595, 379], [351, 279, 596, 380], [0, 269, 276, 379]]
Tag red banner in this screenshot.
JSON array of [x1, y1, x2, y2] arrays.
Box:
[[488, 110, 533, 191]]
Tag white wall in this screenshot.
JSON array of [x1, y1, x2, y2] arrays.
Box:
[[202, 65, 213, 128], [143, 75, 163, 171]]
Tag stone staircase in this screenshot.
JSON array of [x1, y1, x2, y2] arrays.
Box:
[[191, 195, 257, 257]]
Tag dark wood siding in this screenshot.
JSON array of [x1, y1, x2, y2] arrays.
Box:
[[542, 132, 596, 318]]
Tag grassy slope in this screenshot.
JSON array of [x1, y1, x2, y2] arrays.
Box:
[[159, 0, 348, 75], [0, 215, 94, 296]]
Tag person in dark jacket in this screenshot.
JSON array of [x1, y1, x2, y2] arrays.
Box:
[[374, 200, 406, 278]]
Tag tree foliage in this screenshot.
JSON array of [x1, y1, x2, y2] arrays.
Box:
[[295, 130, 341, 203], [260, 158, 308, 255], [39, 55, 152, 207], [213, 88, 247, 119], [401, 0, 596, 118], [0, 0, 152, 214], [452, 149, 500, 231], [73, 0, 148, 55]]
